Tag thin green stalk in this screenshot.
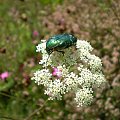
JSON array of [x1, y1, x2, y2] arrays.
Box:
[[24, 99, 48, 120]]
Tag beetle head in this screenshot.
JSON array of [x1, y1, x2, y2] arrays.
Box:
[[46, 48, 53, 55]]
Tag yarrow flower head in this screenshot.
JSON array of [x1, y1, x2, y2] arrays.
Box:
[[32, 37, 106, 107]]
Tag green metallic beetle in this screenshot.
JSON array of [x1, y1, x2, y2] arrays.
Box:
[[46, 33, 77, 55]]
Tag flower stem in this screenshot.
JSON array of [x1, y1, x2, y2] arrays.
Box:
[[24, 99, 48, 120], [0, 115, 19, 120]]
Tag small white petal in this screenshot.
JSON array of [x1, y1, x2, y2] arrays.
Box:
[[75, 88, 93, 106]]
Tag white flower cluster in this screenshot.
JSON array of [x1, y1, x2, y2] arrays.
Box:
[[32, 39, 106, 107]]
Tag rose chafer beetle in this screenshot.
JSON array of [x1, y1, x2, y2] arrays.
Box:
[[46, 33, 77, 55]]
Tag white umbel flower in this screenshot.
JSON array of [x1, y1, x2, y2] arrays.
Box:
[[75, 88, 93, 107], [92, 73, 106, 87], [64, 72, 78, 92], [45, 79, 66, 100], [76, 40, 93, 52], [78, 68, 94, 87], [36, 42, 46, 53], [31, 69, 52, 87], [88, 54, 102, 72], [32, 39, 106, 107]]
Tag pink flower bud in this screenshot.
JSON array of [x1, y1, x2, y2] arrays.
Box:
[[0, 71, 9, 80], [52, 67, 62, 78], [33, 30, 39, 37]]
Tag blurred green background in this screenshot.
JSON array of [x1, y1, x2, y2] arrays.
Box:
[[0, 0, 120, 120]]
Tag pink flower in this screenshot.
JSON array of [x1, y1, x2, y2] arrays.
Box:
[[33, 30, 39, 37], [0, 72, 9, 80], [52, 67, 62, 78]]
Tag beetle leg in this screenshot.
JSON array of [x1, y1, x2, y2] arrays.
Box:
[[56, 50, 65, 56]]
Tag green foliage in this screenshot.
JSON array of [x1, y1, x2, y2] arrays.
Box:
[[0, 0, 119, 119], [0, 0, 63, 119], [96, 0, 113, 11], [39, 0, 63, 5]]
